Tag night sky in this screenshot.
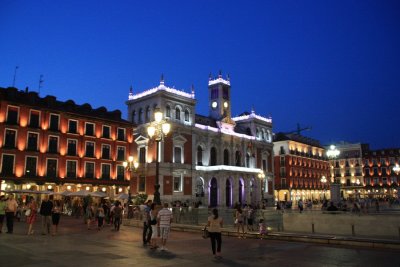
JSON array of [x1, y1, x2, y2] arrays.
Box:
[[1, 1, 399, 149]]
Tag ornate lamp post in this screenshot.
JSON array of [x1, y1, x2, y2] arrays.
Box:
[[258, 171, 266, 202], [123, 156, 139, 198], [147, 108, 171, 205], [320, 175, 327, 200], [326, 145, 340, 204]]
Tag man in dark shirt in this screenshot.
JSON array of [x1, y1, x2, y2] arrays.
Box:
[[40, 196, 53, 235]]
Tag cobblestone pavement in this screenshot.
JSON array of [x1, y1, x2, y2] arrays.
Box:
[[0, 216, 399, 267]]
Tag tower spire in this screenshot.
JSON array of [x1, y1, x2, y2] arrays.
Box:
[[160, 73, 164, 85]]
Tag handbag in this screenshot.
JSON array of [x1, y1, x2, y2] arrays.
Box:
[[202, 227, 210, 239], [25, 209, 31, 217]]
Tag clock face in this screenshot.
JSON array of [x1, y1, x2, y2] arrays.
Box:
[[223, 101, 228, 108], [212, 101, 218, 109]]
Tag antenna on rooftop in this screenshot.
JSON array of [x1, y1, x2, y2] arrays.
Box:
[[38, 75, 44, 95], [12, 66, 19, 87]]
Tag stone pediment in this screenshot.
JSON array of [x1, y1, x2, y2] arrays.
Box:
[[134, 135, 149, 144]]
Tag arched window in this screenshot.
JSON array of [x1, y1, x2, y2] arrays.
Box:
[[166, 105, 171, 118], [224, 149, 229, 165], [235, 151, 241, 166], [261, 129, 265, 140], [138, 108, 143, 123], [197, 146, 203, 166], [145, 106, 150, 122], [175, 107, 181, 120], [131, 110, 136, 124], [210, 147, 217, 166], [184, 109, 190, 122]]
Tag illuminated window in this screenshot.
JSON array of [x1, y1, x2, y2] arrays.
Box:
[[174, 175, 182, 192]]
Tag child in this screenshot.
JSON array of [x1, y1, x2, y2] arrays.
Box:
[[259, 219, 267, 239]]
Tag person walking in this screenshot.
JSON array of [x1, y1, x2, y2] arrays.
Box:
[[235, 207, 245, 238], [149, 203, 158, 250], [40, 196, 53, 235], [26, 197, 38, 235], [113, 201, 123, 231], [142, 200, 152, 246], [85, 203, 94, 230], [5, 194, 18, 234], [0, 195, 7, 233], [52, 200, 62, 235], [157, 202, 173, 251], [96, 206, 105, 230], [207, 208, 223, 259]]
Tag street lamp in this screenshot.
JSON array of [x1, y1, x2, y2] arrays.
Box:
[[326, 145, 340, 204], [393, 163, 400, 175], [123, 156, 139, 204], [258, 171, 266, 202], [147, 108, 171, 205], [320, 175, 327, 200]]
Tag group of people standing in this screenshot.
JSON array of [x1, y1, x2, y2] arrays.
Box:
[[142, 200, 174, 251], [0, 194, 62, 235]]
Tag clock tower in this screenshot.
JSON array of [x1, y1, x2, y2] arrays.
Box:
[[208, 71, 233, 123]]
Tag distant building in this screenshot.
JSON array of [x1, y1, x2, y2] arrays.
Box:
[[126, 73, 274, 207], [273, 133, 330, 203], [362, 145, 400, 198], [0, 87, 133, 195]]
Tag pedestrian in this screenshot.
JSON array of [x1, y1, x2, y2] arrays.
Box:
[[113, 201, 123, 231], [96, 206, 105, 230], [157, 202, 173, 251], [142, 200, 152, 246], [235, 207, 245, 238], [26, 196, 38, 235], [259, 219, 267, 239], [149, 203, 158, 249], [207, 208, 223, 259], [85, 203, 94, 230], [52, 200, 62, 235], [40, 195, 53, 235], [0, 195, 7, 233], [298, 199, 304, 213], [5, 194, 18, 234], [247, 205, 255, 232]]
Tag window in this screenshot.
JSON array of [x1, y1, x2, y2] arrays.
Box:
[[139, 147, 146, 163], [117, 147, 125, 161], [85, 142, 95, 157], [281, 178, 287, 188], [175, 107, 181, 120], [280, 156, 285, 166], [102, 144, 110, 159], [211, 88, 218, 99], [138, 108, 143, 123], [382, 167, 387, 176], [25, 157, 37, 177], [145, 106, 150, 122], [184, 109, 190, 122], [67, 140, 77, 156], [68, 120, 78, 134], [383, 177, 388, 185], [210, 147, 217, 166], [85, 162, 95, 178], [117, 128, 125, 141], [364, 168, 370, 176], [102, 125, 110, 139], [197, 146, 203, 165], [174, 175, 182, 192], [101, 164, 111, 179], [138, 176, 146, 192], [46, 159, 57, 178], [131, 110, 136, 124], [6, 106, 18, 124], [29, 110, 40, 128], [223, 87, 229, 99], [280, 167, 286, 177], [49, 114, 59, 131], [263, 159, 267, 171], [166, 105, 171, 118], [235, 151, 241, 166], [117, 165, 125, 180], [85, 123, 95, 136], [48, 136, 58, 153], [373, 177, 379, 184], [1, 154, 14, 175], [4, 129, 16, 148], [174, 147, 182, 163], [27, 133, 39, 151], [223, 149, 229, 165], [66, 160, 77, 178]]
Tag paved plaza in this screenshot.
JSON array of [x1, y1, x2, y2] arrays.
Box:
[[0, 216, 399, 267]]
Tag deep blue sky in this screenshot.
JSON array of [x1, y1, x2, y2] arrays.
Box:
[[1, 1, 399, 149]]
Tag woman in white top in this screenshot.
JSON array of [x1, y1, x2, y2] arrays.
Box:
[[207, 208, 223, 259], [149, 203, 158, 249]]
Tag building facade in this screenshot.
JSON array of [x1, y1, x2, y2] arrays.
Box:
[[0, 87, 134, 196], [126, 74, 274, 207], [273, 133, 330, 203]]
